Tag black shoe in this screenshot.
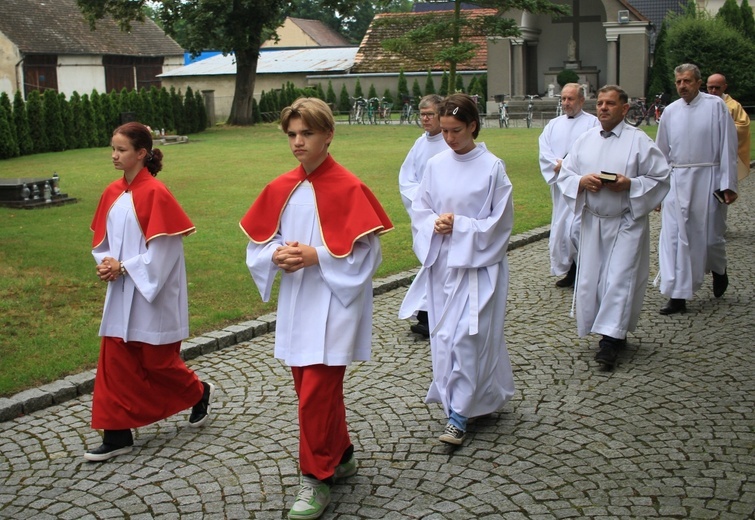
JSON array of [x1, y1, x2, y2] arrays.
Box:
[[595, 339, 620, 370], [410, 322, 430, 338], [84, 443, 133, 462], [659, 298, 686, 315], [189, 381, 215, 428], [555, 262, 577, 288], [712, 270, 728, 298]]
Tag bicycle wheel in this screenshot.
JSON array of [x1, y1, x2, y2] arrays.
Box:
[[383, 108, 391, 124], [348, 107, 355, 125], [413, 113, 420, 127], [624, 106, 643, 127], [526, 113, 532, 128]]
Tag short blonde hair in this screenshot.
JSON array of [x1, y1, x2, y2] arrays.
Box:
[[280, 97, 335, 134]]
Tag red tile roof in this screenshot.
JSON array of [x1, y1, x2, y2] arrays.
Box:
[[352, 9, 496, 74]]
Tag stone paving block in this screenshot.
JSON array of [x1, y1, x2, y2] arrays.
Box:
[[186, 335, 219, 355], [0, 397, 23, 422], [256, 313, 277, 332], [64, 370, 96, 395], [236, 319, 268, 338], [13, 388, 54, 415], [223, 324, 255, 343], [179, 339, 203, 361], [38, 379, 77, 405], [203, 329, 236, 349]]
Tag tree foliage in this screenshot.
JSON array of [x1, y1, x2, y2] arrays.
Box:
[[665, 14, 755, 106], [379, 0, 569, 91], [76, 0, 398, 126], [717, 0, 743, 31], [742, 0, 755, 39]]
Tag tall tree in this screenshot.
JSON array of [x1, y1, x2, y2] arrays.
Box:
[[740, 0, 755, 39], [717, 0, 744, 32], [12, 91, 33, 156], [76, 0, 374, 126], [379, 0, 569, 91]]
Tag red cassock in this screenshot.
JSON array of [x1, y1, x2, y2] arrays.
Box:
[[90, 167, 201, 430], [239, 155, 393, 258]]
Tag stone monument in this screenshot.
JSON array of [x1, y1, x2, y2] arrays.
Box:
[[0, 173, 77, 209]]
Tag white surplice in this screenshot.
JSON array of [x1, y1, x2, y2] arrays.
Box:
[[399, 143, 515, 419], [398, 131, 450, 314], [539, 111, 600, 275], [559, 124, 670, 339], [656, 93, 738, 300], [246, 181, 382, 367], [93, 192, 190, 345]]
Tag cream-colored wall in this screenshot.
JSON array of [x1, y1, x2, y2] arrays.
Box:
[[0, 34, 21, 97], [161, 73, 309, 121], [57, 55, 105, 97], [618, 32, 649, 98], [262, 19, 317, 48]]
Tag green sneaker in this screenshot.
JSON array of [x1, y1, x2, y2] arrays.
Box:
[[334, 454, 358, 481], [288, 476, 331, 520]]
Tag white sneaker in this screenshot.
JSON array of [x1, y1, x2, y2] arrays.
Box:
[[288, 476, 331, 520]]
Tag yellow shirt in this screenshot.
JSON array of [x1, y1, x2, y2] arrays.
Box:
[[723, 94, 751, 179]]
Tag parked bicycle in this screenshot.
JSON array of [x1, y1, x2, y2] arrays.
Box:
[[399, 95, 420, 126], [494, 94, 509, 128], [349, 96, 367, 125], [624, 93, 665, 127], [375, 97, 392, 124], [367, 97, 380, 124], [525, 95, 539, 128], [555, 97, 563, 118]]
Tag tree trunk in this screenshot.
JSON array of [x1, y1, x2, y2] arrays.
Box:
[[227, 48, 260, 126]]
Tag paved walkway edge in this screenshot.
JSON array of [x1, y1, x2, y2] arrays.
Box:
[[0, 226, 552, 423]]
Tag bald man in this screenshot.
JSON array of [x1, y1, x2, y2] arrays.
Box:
[[707, 73, 751, 181]]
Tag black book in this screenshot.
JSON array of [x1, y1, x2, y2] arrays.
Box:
[[598, 171, 618, 183]]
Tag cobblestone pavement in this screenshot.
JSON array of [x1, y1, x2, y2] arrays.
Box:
[[1, 175, 753, 520]]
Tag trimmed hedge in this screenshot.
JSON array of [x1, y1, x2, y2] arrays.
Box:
[[0, 86, 210, 160]]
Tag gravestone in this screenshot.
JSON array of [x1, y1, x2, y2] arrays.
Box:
[[0, 173, 77, 209]]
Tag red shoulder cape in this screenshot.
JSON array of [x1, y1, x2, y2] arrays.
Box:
[[239, 155, 393, 258], [91, 167, 196, 248]]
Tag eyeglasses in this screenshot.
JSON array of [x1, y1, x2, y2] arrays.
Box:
[[420, 112, 436, 119]]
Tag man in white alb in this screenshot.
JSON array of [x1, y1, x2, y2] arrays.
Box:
[[558, 85, 670, 370], [539, 83, 599, 287], [656, 63, 738, 315], [398, 94, 449, 337]]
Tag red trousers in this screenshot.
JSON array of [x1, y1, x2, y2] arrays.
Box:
[[91, 337, 204, 430], [291, 365, 352, 481]]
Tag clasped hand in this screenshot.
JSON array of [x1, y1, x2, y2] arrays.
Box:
[[434, 213, 454, 235], [96, 256, 120, 282], [273, 241, 318, 273]]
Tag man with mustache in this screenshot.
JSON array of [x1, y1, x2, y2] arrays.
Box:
[[655, 63, 738, 315]]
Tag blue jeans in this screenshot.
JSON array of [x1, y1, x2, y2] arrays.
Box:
[[449, 410, 468, 431]]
